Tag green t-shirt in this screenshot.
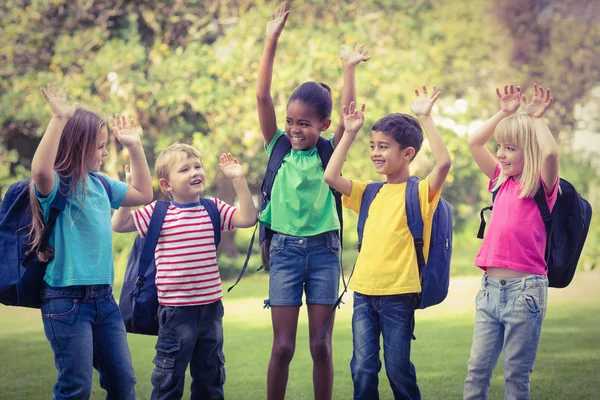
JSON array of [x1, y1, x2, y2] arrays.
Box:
[[258, 128, 340, 236]]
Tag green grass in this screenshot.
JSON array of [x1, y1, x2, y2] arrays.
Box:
[[1, 274, 599, 399]]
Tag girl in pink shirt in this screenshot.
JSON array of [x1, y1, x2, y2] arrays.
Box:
[[464, 83, 559, 400]]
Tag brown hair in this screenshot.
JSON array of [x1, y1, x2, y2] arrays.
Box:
[[28, 107, 107, 261]]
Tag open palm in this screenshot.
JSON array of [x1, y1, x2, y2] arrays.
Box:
[[343, 102, 365, 134], [110, 114, 141, 148], [522, 83, 553, 118], [410, 85, 441, 117], [340, 42, 371, 67], [496, 84, 521, 114], [41, 82, 76, 119], [266, 2, 290, 39], [220, 153, 244, 179]]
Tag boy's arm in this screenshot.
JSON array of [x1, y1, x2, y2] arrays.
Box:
[[109, 115, 153, 207], [522, 83, 558, 192], [112, 165, 138, 233], [219, 153, 257, 228], [257, 2, 290, 147], [32, 83, 76, 196], [410, 85, 451, 202], [334, 42, 370, 147], [324, 102, 365, 196], [467, 85, 521, 180]]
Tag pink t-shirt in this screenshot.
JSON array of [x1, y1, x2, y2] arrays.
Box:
[[475, 165, 559, 274]]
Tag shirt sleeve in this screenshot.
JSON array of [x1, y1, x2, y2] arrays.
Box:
[[544, 176, 560, 212], [104, 174, 129, 209], [132, 202, 156, 238], [213, 198, 238, 231], [34, 170, 60, 207], [342, 180, 370, 214], [488, 164, 502, 192], [418, 176, 442, 221]]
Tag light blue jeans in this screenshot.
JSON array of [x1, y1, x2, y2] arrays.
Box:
[[464, 274, 548, 400]]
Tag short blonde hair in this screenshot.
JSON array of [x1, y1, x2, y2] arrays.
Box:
[[155, 143, 203, 197], [491, 112, 542, 198]]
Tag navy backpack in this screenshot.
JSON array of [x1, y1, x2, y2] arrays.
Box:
[[119, 199, 221, 335], [357, 177, 453, 309], [258, 134, 343, 270], [0, 174, 112, 308], [478, 178, 592, 288]]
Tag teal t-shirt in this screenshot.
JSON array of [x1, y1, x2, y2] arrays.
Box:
[[35, 171, 129, 287], [258, 128, 341, 236]]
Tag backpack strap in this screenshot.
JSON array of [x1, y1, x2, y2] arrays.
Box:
[[136, 201, 169, 288], [477, 187, 499, 239], [316, 137, 343, 239], [200, 198, 221, 248], [405, 176, 426, 274], [90, 172, 113, 203]]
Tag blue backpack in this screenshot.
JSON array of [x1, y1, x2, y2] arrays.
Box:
[[258, 134, 343, 271], [119, 199, 221, 336], [0, 174, 112, 308], [478, 178, 592, 288], [357, 177, 453, 309]]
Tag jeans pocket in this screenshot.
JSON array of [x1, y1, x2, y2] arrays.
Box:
[[151, 339, 180, 392], [216, 350, 226, 386], [327, 235, 340, 255], [521, 293, 540, 314], [158, 306, 179, 333]]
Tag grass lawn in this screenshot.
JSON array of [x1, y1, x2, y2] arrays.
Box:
[[1, 273, 599, 399]]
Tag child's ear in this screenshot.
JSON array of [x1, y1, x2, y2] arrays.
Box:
[[158, 178, 171, 195], [404, 147, 416, 160], [320, 118, 332, 132]]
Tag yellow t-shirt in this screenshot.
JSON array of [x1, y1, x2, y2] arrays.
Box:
[[343, 177, 441, 295]]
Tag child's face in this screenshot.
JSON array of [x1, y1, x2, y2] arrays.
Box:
[[285, 101, 331, 151], [87, 127, 109, 172], [160, 153, 206, 204], [370, 130, 413, 180], [496, 141, 524, 180]]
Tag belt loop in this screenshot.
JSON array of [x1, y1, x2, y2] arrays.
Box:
[[326, 231, 333, 248], [483, 274, 489, 288], [521, 277, 526, 290], [83, 286, 90, 302]]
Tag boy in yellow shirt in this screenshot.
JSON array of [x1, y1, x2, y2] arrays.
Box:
[[324, 86, 451, 400]]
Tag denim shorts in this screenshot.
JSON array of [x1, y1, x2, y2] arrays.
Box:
[[266, 231, 340, 307]]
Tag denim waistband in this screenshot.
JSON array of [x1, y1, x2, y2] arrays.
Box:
[[482, 273, 547, 292], [272, 231, 338, 247], [41, 282, 112, 300]]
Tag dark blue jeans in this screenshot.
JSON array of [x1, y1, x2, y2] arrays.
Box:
[[350, 292, 420, 400], [151, 300, 226, 400], [40, 283, 136, 400]]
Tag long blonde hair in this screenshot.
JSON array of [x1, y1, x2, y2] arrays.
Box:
[[490, 112, 542, 198], [28, 107, 107, 261]]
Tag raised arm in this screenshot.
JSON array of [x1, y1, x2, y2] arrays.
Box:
[[522, 83, 558, 192], [334, 42, 370, 146], [32, 83, 76, 196], [219, 153, 257, 228], [256, 2, 290, 146], [467, 84, 521, 180], [109, 114, 153, 207], [112, 165, 138, 233], [410, 85, 451, 201], [324, 102, 365, 196]]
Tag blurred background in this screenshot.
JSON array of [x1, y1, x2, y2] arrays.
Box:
[[1, 1, 599, 399], [1, 0, 599, 280]]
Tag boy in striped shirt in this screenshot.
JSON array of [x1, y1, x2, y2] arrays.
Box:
[[112, 143, 257, 399]]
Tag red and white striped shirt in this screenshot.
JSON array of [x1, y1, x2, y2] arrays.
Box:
[[132, 199, 237, 307]]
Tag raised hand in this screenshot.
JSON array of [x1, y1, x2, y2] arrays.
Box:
[[522, 83, 553, 118], [124, 164, 132, 185], [343, 102, 366, 135], [220, 153, 245, 180], [496, 84, 521, 114], [410, 85, 441, 117], [40, 82, 76, 119], [340, 42, 371, 67], [110, 114, 141, 148], [266, 2, 290, 40]]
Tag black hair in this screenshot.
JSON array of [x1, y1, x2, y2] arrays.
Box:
[[371, 113, 423, 160], [287, 81, 332, 120]]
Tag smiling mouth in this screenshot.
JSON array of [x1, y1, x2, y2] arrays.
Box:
[[190, 179, 202, 185], [372, 160, 385, 166], [290, 136, 305, 144]]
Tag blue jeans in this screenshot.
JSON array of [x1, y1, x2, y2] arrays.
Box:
[[350, 292, 420, 400], [151, 300, 225, 400], [464, 274, 548, 400], [267, 231, 340, 307], [40, 283, 136, 400]]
